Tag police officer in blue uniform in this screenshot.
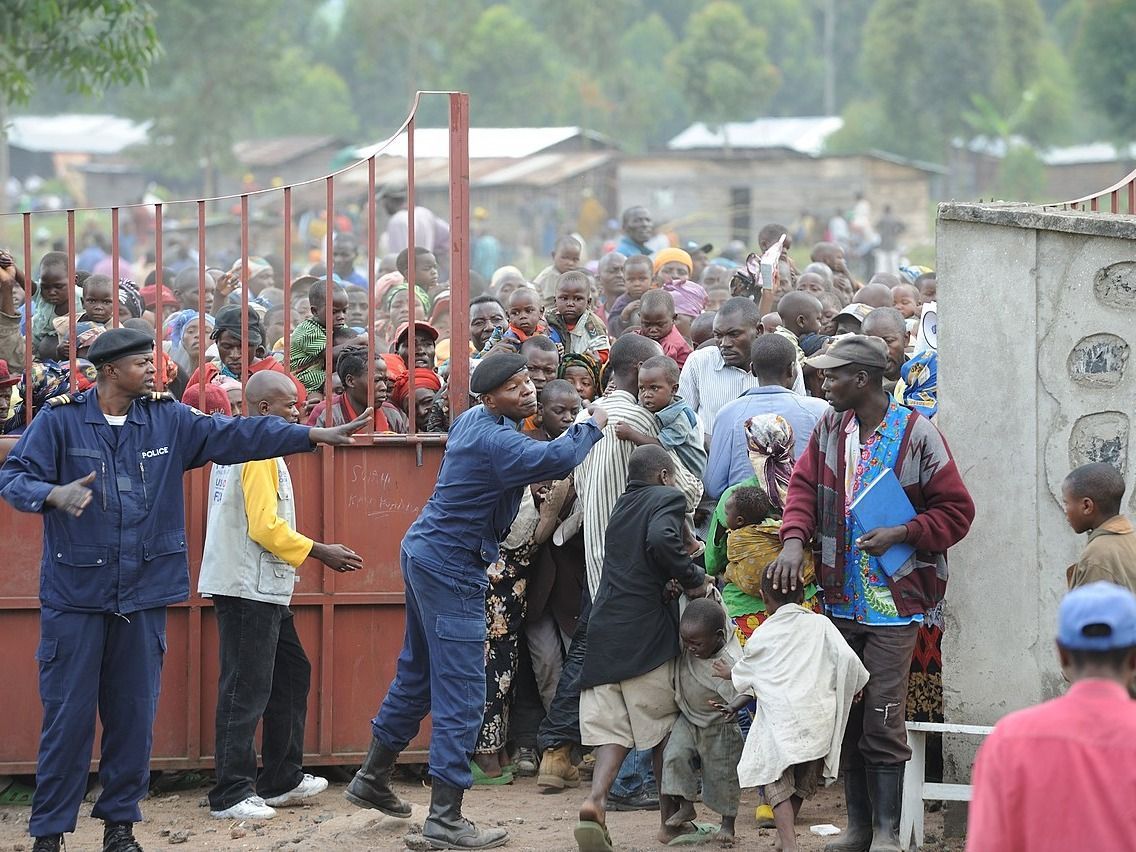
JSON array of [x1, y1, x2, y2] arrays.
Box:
[[344, 352, 609, 850], [0, 328, 371, 852]]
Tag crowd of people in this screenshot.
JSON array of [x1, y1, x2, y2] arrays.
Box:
[[3, 192, 1133, 852]]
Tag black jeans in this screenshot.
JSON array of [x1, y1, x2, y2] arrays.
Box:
[[209, 596, 310, 810], [536, 594, 590, 753]]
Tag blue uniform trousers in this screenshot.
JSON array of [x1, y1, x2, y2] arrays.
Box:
[[31, 606, 167, 836], [371, 549, 488, 790]]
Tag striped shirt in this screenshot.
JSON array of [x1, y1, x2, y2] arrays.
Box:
[[679, 344, 806, 439], [289, 318, 329, 394], [575, 389, 704, 598]]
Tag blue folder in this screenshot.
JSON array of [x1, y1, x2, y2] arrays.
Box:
[[850, 468, 916, 577]]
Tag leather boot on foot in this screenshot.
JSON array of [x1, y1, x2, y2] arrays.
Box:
[[825, 767, 873, 852], [344, 736, 413, 817], [32, 836, 62, 852], [536, 744, 580, 791], [422, 780, 508, 850], [866, 764, 903, 852], [102, 822, 143, 852]]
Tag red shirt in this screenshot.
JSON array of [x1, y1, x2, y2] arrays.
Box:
[[635, 325, 692, 369], [966, 679, 1136, 852]]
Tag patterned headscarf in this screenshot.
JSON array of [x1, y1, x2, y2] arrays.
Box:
[[898, 265, 933, 285], [118, 278, 143, 319], [164, 309, 215, 352], [558, 352, 602, 395], [382, 282, 431, 317], [743, 413, 795, 513]]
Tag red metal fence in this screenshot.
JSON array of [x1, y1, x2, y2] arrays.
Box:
[[1048, 166, 1136, 214], [0, 91, 470, 772]]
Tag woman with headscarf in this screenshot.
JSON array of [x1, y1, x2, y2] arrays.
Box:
[[117, 278, 144, 324], [164, 309, 214, 376], [1, 361, 68, 435], [557, 352, 602, 403], [390, 367, 441, 432], [704, 414, 823, 643], [374, 277, 430, 352]]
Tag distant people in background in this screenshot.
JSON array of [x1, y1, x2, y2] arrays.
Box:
[[596, 251, 627, 314], [615, 206, 653, 257], [810, 242, 854, 304], [874, 206, 905, 274], [607, 254, 654, 338], [535, 236, 583, 310], [471, 207, 502, 282], [378, 183, 451, 280], [332, 234, 367, 287], [681, 241, 713, 283], [171, 267, 217, 316]]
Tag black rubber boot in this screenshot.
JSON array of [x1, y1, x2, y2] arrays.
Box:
[[344, 737, 413, 817], [866, 764, 903, 852], [31, 836, 62, 852], [102, 822, 143, 852], [422, 780, 508, 850], [825, 767, 873, 852]]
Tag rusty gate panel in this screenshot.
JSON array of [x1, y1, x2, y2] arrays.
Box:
[[0, 91, 469, 773]]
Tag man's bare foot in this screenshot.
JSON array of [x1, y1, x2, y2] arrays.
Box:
[[714, 828, 735, 847], [579, 796, 606, 828], [664, 798, 697, 828], [473, 752, 503, 777], [657, 822, 697, 844]]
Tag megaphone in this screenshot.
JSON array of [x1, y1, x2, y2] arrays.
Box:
[[915, 302, 937, 353]]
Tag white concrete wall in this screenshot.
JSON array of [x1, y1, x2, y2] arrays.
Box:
[[937, 202, 1136, 780]]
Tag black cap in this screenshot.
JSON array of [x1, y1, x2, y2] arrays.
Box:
[[470, 352, 528, 395], [211, 304, 265, 346], [87, 327, 155, 368]]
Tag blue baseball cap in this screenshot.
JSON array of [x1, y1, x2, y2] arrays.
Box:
[[1057, 582, 1136, 651]]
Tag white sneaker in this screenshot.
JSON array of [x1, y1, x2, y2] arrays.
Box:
[[210, 795, 277, 820], [263, 774, 329, 807]]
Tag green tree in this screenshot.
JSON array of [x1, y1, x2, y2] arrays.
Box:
[[126, 0, 288, 194], [0, 0, 158, 105], [671, 1, 779, 135], [1074, 0, 1136, 139], [250, 57, 359, 140], [449, 5, 562, 125], [738, 0, 825, 115], [0, 0, 159, 212]]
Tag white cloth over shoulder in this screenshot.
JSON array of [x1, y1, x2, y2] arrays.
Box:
[[732, 604, 869, 788]]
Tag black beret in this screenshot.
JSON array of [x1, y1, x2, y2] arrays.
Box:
[[211, 304, 265, 346], [470, 352, 528, 395], [88, 327, 155, 368]]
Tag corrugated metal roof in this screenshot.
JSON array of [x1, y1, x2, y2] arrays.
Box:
[[233, 135, 346, 167], [667, 116, 844, 156], [353, 126, 614, 160], [8, 114, 150, 155]]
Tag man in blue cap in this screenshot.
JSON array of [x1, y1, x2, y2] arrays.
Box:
[[346, 351, 608, 850], [0, 327, 372, 852], [967, 582, 1136, 851]]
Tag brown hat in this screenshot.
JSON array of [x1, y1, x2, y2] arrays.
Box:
[[804, 334, 888, 370]]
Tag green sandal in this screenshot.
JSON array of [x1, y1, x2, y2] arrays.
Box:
[[573, 819, 613, 852], [469, 761, 513, 786]]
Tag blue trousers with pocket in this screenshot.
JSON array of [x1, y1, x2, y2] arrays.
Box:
[[371, 549, 488, 789], [31, 606, 167, 837]]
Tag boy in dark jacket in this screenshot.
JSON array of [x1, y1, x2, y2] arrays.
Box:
[[574, 445, 710, 850]]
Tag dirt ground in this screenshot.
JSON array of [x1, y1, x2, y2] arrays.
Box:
[[0, 771, 964, 851]]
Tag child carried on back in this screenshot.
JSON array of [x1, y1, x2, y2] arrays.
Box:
[[716, 572, 869, 852]]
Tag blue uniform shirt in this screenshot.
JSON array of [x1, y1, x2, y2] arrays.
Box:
[[0, 388, 315, 614], [403, 404, 602, 573]]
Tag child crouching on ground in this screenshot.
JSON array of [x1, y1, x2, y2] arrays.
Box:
[[661, 597, 744, 846], [715, 572, 869, 852]]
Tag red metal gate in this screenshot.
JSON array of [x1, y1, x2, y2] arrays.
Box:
[[0, 91, 470, 772]]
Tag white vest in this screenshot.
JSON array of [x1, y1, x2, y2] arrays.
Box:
[[198, 459, 300, 605]]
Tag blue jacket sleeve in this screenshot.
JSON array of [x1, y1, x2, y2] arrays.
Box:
[[174, 406, 315, 470], [0, 411, 63, 513], [494, 419, 602, 490]]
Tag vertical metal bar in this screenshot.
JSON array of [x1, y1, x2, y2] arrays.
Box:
[[1090, 197, 1099, 212], [366, 156, 377, 422], [324, 178, 335, 408], [197, 200, 207, 406], [110, 207, 120, 327], [154, 204, 165, 390], [66, 211, 77, 384], [406, 114, 417, 435], [21, 214, 32, 427], [448, 92, 471, 419], [241, 195, 250, 386], [283, 186, 292, 367], [1128, 180, 1135, 215], [1111, 190, 1119, 214]]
